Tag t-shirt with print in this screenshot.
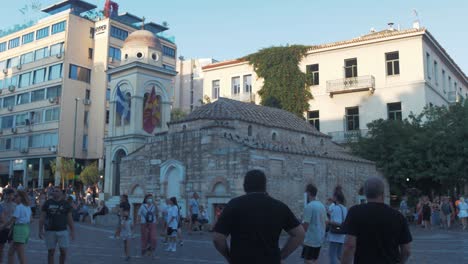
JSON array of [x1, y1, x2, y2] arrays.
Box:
[[189, 198, 199, 215], [303, 200, 327, 247], [42, 199, 71, 231], [166, 205, 179, 229], [343, 202, 412, 264], [214, 193, 300, 264], [13, 204, 32, 224], [138, 204, 157, 224]]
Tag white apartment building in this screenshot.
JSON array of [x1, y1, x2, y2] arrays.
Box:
[[0, 0, 177, 188], [202, 24, 468, 143], [174, 57, 217, 112]]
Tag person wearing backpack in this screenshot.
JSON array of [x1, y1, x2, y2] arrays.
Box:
[[440, 197, 454, 229], [327, 188, 347, 264], [137, 194, 158, 258]]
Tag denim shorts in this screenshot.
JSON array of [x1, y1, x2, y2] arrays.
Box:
[[45, 230, 69, 249]]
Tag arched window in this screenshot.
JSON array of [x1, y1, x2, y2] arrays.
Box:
[[301, 137, 305, 144], [248, 125, 253, 136], [272, 132, 277, 141]]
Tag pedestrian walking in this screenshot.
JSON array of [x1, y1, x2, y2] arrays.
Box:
[[137, 194, 157, 257], [188, 192, 200, 233], [165, 197, 179, 252], [0, 189, 16, 263], [431, 198, 441, 227], [327, 189, 347, 264], [457, 197, 468, 230], [119, 211, 132, 261], [302, 184, 327, 264], [440, 197, 454, 229], [114, 195, 130, 239], [6, 191, 31, 264], [212, 170, 304, 264], [341, 177, 412, 264], [422, 197, 432, 230], [39, 186, 75, 264]]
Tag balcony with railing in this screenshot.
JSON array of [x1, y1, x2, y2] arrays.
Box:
[[328, 129, 369, 144], [447, 91, 465, 104], [231, 92, 256, 103], [326, 75, 375, 97]]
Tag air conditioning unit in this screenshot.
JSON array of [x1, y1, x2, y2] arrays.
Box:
[[48, 97, 59, 104], [49, 145, 57, 153], [56, 53, 62, 59], [8, 85, 15, 92], [16, 65, 22, 70], [83, 99, 91, 105], [2, 69, 7, 74], [7, 106, 13, 112], [20, 148, 29, 154], [11, 127, 17, 134]]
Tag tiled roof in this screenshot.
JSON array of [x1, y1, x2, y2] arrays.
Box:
[[308, 28, 425, 51], [171, 98, 327, 137]]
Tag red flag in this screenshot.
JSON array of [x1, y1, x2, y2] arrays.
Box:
[[143, 87, 161, 133]]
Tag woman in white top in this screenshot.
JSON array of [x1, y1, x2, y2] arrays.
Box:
[[458, 197, 468, 230], [165, 197, 179, 252], [327, 190, 347, 264], [6, 190, 31, 264]]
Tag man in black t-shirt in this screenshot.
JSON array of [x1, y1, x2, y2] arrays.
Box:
[[213, 170, 305, 264], [341, 177, 412, 264], [39, 186, 75, 264]]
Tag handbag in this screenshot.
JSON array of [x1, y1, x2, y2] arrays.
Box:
[[329, 205, 345, 234]]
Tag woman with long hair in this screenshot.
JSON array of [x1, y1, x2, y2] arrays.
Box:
[[457, 197, 468, 230], [137, 194, 158, 257], [327, 188, 347, 264], [6, 190, 31, 264], [165, 197, 179, 252]]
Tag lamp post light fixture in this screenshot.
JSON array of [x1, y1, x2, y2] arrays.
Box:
[[406, 178, 410, 182], [72, 98, 81, 186]]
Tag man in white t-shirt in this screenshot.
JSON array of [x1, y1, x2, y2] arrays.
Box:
[[302, 184, 327, 264]]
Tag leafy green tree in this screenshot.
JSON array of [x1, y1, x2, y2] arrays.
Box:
[[171, 108, 188, 121], [244, 45, 313, 117], [50, 158, 75, 188], [79, 162, 100, 186], [351, 101, 468, 195]]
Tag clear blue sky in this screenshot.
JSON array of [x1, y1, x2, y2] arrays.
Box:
[[1, 0, 467, 73]]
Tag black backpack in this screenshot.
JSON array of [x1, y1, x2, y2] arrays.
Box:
[[144, 205, 155, 223]]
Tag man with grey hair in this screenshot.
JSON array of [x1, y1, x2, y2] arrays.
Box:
[[341, 177, 412, 264]]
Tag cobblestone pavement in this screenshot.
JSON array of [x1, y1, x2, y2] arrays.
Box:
[[18, 220, 468, 263]]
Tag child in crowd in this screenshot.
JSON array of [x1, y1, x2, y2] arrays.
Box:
[[120, 211, 133, 261]]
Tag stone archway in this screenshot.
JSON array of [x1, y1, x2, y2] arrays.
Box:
[[160, 160, 186, 215], [113, 149, 127, 195]]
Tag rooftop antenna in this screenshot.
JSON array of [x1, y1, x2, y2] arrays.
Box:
[[141, 16, 146, 29], [412, 9, 421, 29]]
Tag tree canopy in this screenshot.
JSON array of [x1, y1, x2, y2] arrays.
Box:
[[244, 45, 313, 117], [79, 162, 100, 185], [351, 101, 468, 196]]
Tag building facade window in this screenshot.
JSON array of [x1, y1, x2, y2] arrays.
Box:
[[82, 135, 88, 150], [1, 116, 14, 129], [50, 43, 64, 56], [44, 108, 60, 122], [69, 64, 91, 83], [272, 132, 277, 141], [44, 133, 58, 147], [108, 46, 121, 61], [31, 110, 43, 124], [31, 89, 45, 102], [0, 42, 6, 52], [15, 113, 29, 126], [2, 96, 15, 108], [35, 47, 48, 60], [18, 72, 31, 88], [163, 64, 175, 71], [344, 58, 358, 78], [88, 48, 93, 59], [448, 76, 452, 91], [84, 111, 89, 127], [433, 61, 439, 84], [345, 107, 359, 131], [22, 32, 34, 44], [387, 102, 402, 120], [6, 57, 19, 68], [248, 125, 253, 136], [442, 70, 446, 92], [110, 26, 128, 40], [232, 76, 240, 94], [307, 110, 320, 131], [162, 45, 176, 58], [51, 21, 66, 34], [306, 64, 319, 85], [33, 68, 46, 84], [48, 64, 63, 80], [244, 75, 252, 93], [385, 51, 400, 76], [46, 86, 61, 99], [5, 76, 18, 88], [8, 38, 20, 49], [20, 52, 34, 65], [36, 27, 50, 40], [426, 53, 431, 79], [212, 80, 220, 99]]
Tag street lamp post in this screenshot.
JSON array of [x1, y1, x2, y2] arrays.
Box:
[[72, 98, 80, 186]]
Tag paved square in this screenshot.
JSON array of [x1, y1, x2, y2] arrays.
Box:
[[20, 220, 467, 263]]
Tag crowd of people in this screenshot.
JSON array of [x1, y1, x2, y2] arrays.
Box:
[[400, 194, 468, 230]]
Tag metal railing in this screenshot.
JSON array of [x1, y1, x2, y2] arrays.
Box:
[[231, 92, 256, 103], [328, 129, 369, 144], [326, 75, 375, 96]]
